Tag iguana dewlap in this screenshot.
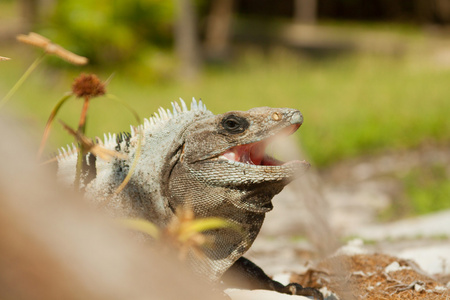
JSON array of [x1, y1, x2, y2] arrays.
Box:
[[56, 99, 321, 299]]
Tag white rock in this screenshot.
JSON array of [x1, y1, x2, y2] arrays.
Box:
[[348, 210, 450, 240], [434, 286, 447, 292], [396, 244, 450, 275], [384, 261, 410, 273], [225, 289, 311, 300], [334, 238, 368, 256], [272, 272, 292, 286], [413, 283, 425, 292]]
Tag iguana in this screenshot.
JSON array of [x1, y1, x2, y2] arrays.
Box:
[[56, 98, 323, 299]]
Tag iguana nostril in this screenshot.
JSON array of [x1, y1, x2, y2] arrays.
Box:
[[290, 110, 303, 125]]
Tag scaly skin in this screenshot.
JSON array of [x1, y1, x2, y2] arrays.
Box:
[[56, 99, 321, 299]]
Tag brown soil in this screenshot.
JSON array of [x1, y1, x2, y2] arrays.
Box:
[[291, 253, 449, 300]]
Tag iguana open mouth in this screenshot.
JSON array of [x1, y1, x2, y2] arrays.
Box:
[[218, 124, 301, 166]]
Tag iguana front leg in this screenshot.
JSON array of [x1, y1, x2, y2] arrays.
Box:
[[222, 257, 323, 300]]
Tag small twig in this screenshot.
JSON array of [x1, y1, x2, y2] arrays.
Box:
[[17, 32, 88, 65], [59, 120, 127, 161], [381, 272, 403, 284], [386, 280, 426, 295], [40, 156, 58, 165]]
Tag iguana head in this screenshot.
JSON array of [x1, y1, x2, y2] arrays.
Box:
[[158, 101, 310, 280], [168, 105, 309, 214]]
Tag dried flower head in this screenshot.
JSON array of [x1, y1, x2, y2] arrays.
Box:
[[17, 32, 88, 65], [72, 74, 106, 98], [0, 56, 11, 61]]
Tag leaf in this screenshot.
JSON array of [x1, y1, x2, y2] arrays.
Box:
[[178, 217, 242, 242], [119, 218, 160, 239]]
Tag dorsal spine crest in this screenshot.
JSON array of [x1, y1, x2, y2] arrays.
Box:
[[55, 98, 209, 161]]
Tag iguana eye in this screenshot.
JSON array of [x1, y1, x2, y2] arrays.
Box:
[[221, 114, 249, 134]]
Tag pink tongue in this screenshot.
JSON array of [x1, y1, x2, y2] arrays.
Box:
[[250, 144, 264, 165], [222, 143, 266, 165], [238, 145, 254, 164]]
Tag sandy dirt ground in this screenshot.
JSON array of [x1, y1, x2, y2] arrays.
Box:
[[228, 145, 450, 299]]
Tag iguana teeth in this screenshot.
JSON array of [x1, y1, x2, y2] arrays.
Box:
[[180, 98, 188, 112]]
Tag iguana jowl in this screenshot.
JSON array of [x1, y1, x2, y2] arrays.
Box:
[[57, 98, 322, 299]]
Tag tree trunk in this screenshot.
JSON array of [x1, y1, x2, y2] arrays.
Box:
[[434, 0, 450, 23], [294, 0, 317, 24], [19, 0, 39, 32], [174, 0, 201, 80], [204, 0, 234, 61], [414, 0, 434, 23]]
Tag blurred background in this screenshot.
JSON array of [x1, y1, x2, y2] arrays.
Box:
[[1, 0, 450, 257]]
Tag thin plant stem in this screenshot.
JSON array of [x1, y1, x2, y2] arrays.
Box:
[[0, 52, 46, 110], [75, 147, 83, 190], [75, 96, 91, 189], [78, 96, 90, 133], [37, 93, 73, 159], [105, 94, 141, 124], [105, 94, 143, 195]]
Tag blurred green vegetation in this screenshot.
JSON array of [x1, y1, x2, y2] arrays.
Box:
[[380, 163, 450, 221], [1, 0, 450, 218], [405, 165, 450, 215], [1, 47, 449, 168], [44, 0, 174, 66]]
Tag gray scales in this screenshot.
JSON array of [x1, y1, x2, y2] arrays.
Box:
[[56, 98, 323, 299]]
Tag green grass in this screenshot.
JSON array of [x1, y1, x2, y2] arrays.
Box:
[[1, 45, 450, 168], [379, 163, 450, 221], [404, 164, 450, 215]]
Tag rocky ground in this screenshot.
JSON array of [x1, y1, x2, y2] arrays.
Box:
[[227, 144, 450, 299]]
